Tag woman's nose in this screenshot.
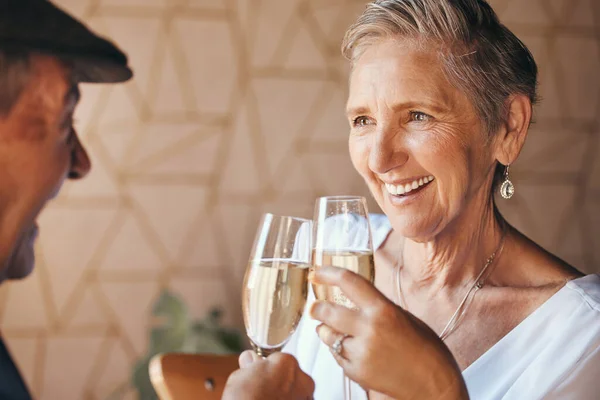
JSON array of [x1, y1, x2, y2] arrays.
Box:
[[368, 127, 409, 174], [68, 132, 91, 179]]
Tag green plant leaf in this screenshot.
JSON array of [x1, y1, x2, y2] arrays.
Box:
[[132, 357, 157, 400], [148, 291, 190, 354]]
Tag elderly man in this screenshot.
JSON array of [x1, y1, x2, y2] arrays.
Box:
[[0, 0, 129, 397], [0, 0, 316, 399]]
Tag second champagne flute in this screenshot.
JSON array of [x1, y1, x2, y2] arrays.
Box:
[[312, 196, 375, 307], [312, 196, 375, 400], [242, 213, 312, 357]]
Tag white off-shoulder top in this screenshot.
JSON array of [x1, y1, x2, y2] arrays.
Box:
[[283, 214, 600, 400]]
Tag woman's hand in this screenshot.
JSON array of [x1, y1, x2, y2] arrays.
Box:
[[222, 351, 314, 400], [309, 266, 468, 400]]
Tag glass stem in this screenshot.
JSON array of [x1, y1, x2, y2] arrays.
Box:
[[344, 373, 352, 400]]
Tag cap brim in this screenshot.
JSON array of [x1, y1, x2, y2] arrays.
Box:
[[71, 57, 133, 84], [0, 0, 133, 85]]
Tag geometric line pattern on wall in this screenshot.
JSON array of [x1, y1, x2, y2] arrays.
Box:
[[0, 0, 597, 398]]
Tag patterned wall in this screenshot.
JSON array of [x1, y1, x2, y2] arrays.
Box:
[[0, 0, 598, 399]]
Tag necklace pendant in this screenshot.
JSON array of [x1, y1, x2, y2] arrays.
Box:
[[396, 230, 506, 342]]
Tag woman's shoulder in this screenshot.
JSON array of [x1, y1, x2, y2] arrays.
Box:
[[564, 274, 600, 313], [530, 274, 600, 397], [468, 275, 600, 398], [538, 274, 600, 328], [540, 274, 600, 349]]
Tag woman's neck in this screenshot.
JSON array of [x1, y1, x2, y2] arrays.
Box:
[[401, 197, 506, 293]]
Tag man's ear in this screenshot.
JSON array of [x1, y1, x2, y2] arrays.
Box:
[[494, 94, 532, 165]]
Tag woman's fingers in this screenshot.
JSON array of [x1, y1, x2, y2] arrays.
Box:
[[316, 323, 339, 347], [309, 266, 388, 313], [316, 324, 354, 367], [310, 300, 360, 335]]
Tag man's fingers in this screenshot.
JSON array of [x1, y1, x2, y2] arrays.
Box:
[[267, 351, 298, 366], [296, 368, 316, 398], [267, 353, 315, 398], [309, 266, 386, 312], [239, 350, 260, 369], [228, 352, 316, 400]]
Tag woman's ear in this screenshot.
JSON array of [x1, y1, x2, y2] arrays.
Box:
[[494, 94, 532, 165]]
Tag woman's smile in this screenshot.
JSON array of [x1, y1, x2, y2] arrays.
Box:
[[384, 175, 434, 195], [383, 175, 435, 205]]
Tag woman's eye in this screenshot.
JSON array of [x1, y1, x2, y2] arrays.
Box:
[[352, 116, 371, 127], [409, 111, 432, 122]]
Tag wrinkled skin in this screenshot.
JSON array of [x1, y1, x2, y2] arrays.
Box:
[[0, 54, 90, 281], [308, 37, 579, 400]]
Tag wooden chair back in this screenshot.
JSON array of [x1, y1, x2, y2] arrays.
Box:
[[149, 353, 239, 400]]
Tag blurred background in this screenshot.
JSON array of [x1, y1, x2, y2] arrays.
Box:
[[0, 0, 598, 398]]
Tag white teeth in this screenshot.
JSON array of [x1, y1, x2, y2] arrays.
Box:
[[384, 176, 434, 196]]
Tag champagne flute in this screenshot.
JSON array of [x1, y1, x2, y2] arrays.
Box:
[[312, 196, 375, 400], [242, 213, 312, 357]]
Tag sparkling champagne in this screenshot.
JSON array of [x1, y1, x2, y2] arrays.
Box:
[[311, 250, 375, 309], [242, 259, 309, 356]]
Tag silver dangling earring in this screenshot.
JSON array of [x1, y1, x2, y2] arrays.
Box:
[[500, 164, 515, 199]]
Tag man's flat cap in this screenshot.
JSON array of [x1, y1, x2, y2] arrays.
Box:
[[0, 0, 133, 83]]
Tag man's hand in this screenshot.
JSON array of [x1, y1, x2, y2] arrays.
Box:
[[222, 351, 314, 400]]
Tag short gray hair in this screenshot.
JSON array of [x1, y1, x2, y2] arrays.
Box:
[[0, 50, 32, 117], [342, 0, 539, 136]]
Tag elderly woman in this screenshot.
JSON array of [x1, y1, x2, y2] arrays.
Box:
[[271, 0, 600, 399]]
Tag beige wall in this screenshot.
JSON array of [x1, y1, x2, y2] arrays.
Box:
[[0, 0, 598, 399]]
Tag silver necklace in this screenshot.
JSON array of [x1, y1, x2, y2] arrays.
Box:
[[395, 232, 506, 341]]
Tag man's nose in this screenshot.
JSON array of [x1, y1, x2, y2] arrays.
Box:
[[68, 132, 91, 179]]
